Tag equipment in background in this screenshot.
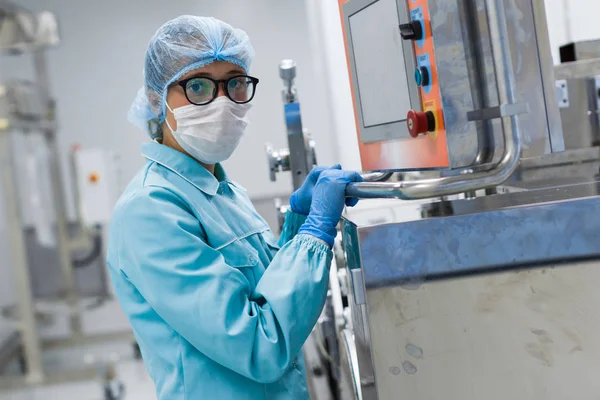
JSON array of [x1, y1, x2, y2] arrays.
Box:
[[0, 3, 132, 392], [556, 39, 600, 150], [315, 0, 600, 399], [266, 60, 318, 189], [263, 59, 398, 400], [102, 364, 126, 400], [71, 146, 122, 228], [265, 60, 319, 231]]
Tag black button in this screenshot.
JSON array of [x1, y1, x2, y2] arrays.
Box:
[[425, 111, 436, 132], [399, 20, 424, 41]]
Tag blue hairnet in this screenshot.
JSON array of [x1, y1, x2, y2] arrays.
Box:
[[128, 15, 255, 138]]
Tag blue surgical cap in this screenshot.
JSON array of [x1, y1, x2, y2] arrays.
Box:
[[128, 15, 255, 138]]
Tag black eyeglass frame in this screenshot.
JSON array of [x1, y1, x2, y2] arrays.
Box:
[[176, 75, 260, 106]]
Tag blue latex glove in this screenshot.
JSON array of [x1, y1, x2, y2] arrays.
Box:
[[289, 165, 341, 215], [298, 169, 363, 248]]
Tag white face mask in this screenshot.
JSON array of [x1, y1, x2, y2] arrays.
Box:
[[165, 96, 252, 164]]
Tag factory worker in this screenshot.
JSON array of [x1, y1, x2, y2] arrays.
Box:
[[106, 15, 362, 400]]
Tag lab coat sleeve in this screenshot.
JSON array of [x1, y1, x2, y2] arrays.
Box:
[[115, 187, 332, 384], [278, 209, 307, 247]]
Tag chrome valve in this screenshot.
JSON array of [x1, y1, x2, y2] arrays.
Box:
[[265, 144, 291, 182], [266, 134, 317, 183]]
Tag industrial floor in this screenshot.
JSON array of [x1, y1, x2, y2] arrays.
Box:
[[0, 343, 156, 400], [0, 299, 335, 400], [0, 355, 156, 400], [0, 300, 157, 400]]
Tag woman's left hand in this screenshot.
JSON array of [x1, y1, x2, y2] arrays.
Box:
[[289, 164, 341, 215]]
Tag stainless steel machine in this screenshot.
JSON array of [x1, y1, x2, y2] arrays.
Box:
[[319, 0, 600, 399]]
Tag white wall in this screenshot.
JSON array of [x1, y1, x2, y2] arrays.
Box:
[[304, 0, 362, 171], [544, 0, 600, 63]]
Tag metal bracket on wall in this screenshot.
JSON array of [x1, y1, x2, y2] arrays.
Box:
[[467, 103, 530, 122], [556, 80, 570, 108]]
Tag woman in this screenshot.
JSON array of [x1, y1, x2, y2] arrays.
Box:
[[107, 15, 362, 400]]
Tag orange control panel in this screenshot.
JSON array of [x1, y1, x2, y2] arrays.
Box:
[[339, 0, 450, 171]]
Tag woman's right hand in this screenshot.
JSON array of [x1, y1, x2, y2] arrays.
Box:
[[298, 169, 363, 247]]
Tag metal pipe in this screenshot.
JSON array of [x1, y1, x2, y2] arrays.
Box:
[[279, 60, 298, 103], [0, 131, 44, 384], [33, 49, 83, 336], [346, 0, 523, 200], [360, 171, 393, 182]]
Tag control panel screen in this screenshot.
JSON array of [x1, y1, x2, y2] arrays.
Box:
[[349, 0, 412, 128]]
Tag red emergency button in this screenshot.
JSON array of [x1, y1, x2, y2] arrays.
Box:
[[407, 110, 436, 138]]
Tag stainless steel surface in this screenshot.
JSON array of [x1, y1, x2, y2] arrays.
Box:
[[265, 144, 290, 181], [278, 59, 312, 191], [362, 261, 600, 399], [466, 102, 529, 122], [342, 180, 600, 399], [0, 131, 44, 384], [559, 75, 600, 149], [302, 334, 334, 400], [479, 0, 563, 156], [306, 137, 318, 171], [555, 54, 600, 151], [340, 329, 362, 400], [279, 59, 297, 104], [347, 181, 600, 288], [560, 38, 600, 62], [286, 122, 308, 191], [531, 0, 565, 152], [346, 0, 522, 199], [350, 269, 366, 305], [511, 150, 600, 189], [555, 59, 600, 80], [341, 0, 420, 144], [479, 0, 564, 155], [279, 59, 297, 82], [518, 147, 600, 170], [360, 172, 393, 183], [428, 0, 483, 167]]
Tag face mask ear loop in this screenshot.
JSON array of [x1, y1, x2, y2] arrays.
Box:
[[165, 102, 176, 134]]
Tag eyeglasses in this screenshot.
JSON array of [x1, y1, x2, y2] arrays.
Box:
[[176, 75, 259, 106]]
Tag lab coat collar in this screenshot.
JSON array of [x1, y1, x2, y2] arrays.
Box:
[[141, 142, 231, 196]]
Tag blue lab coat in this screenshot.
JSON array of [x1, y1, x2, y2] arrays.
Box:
[[107, 142, 332, 399]]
